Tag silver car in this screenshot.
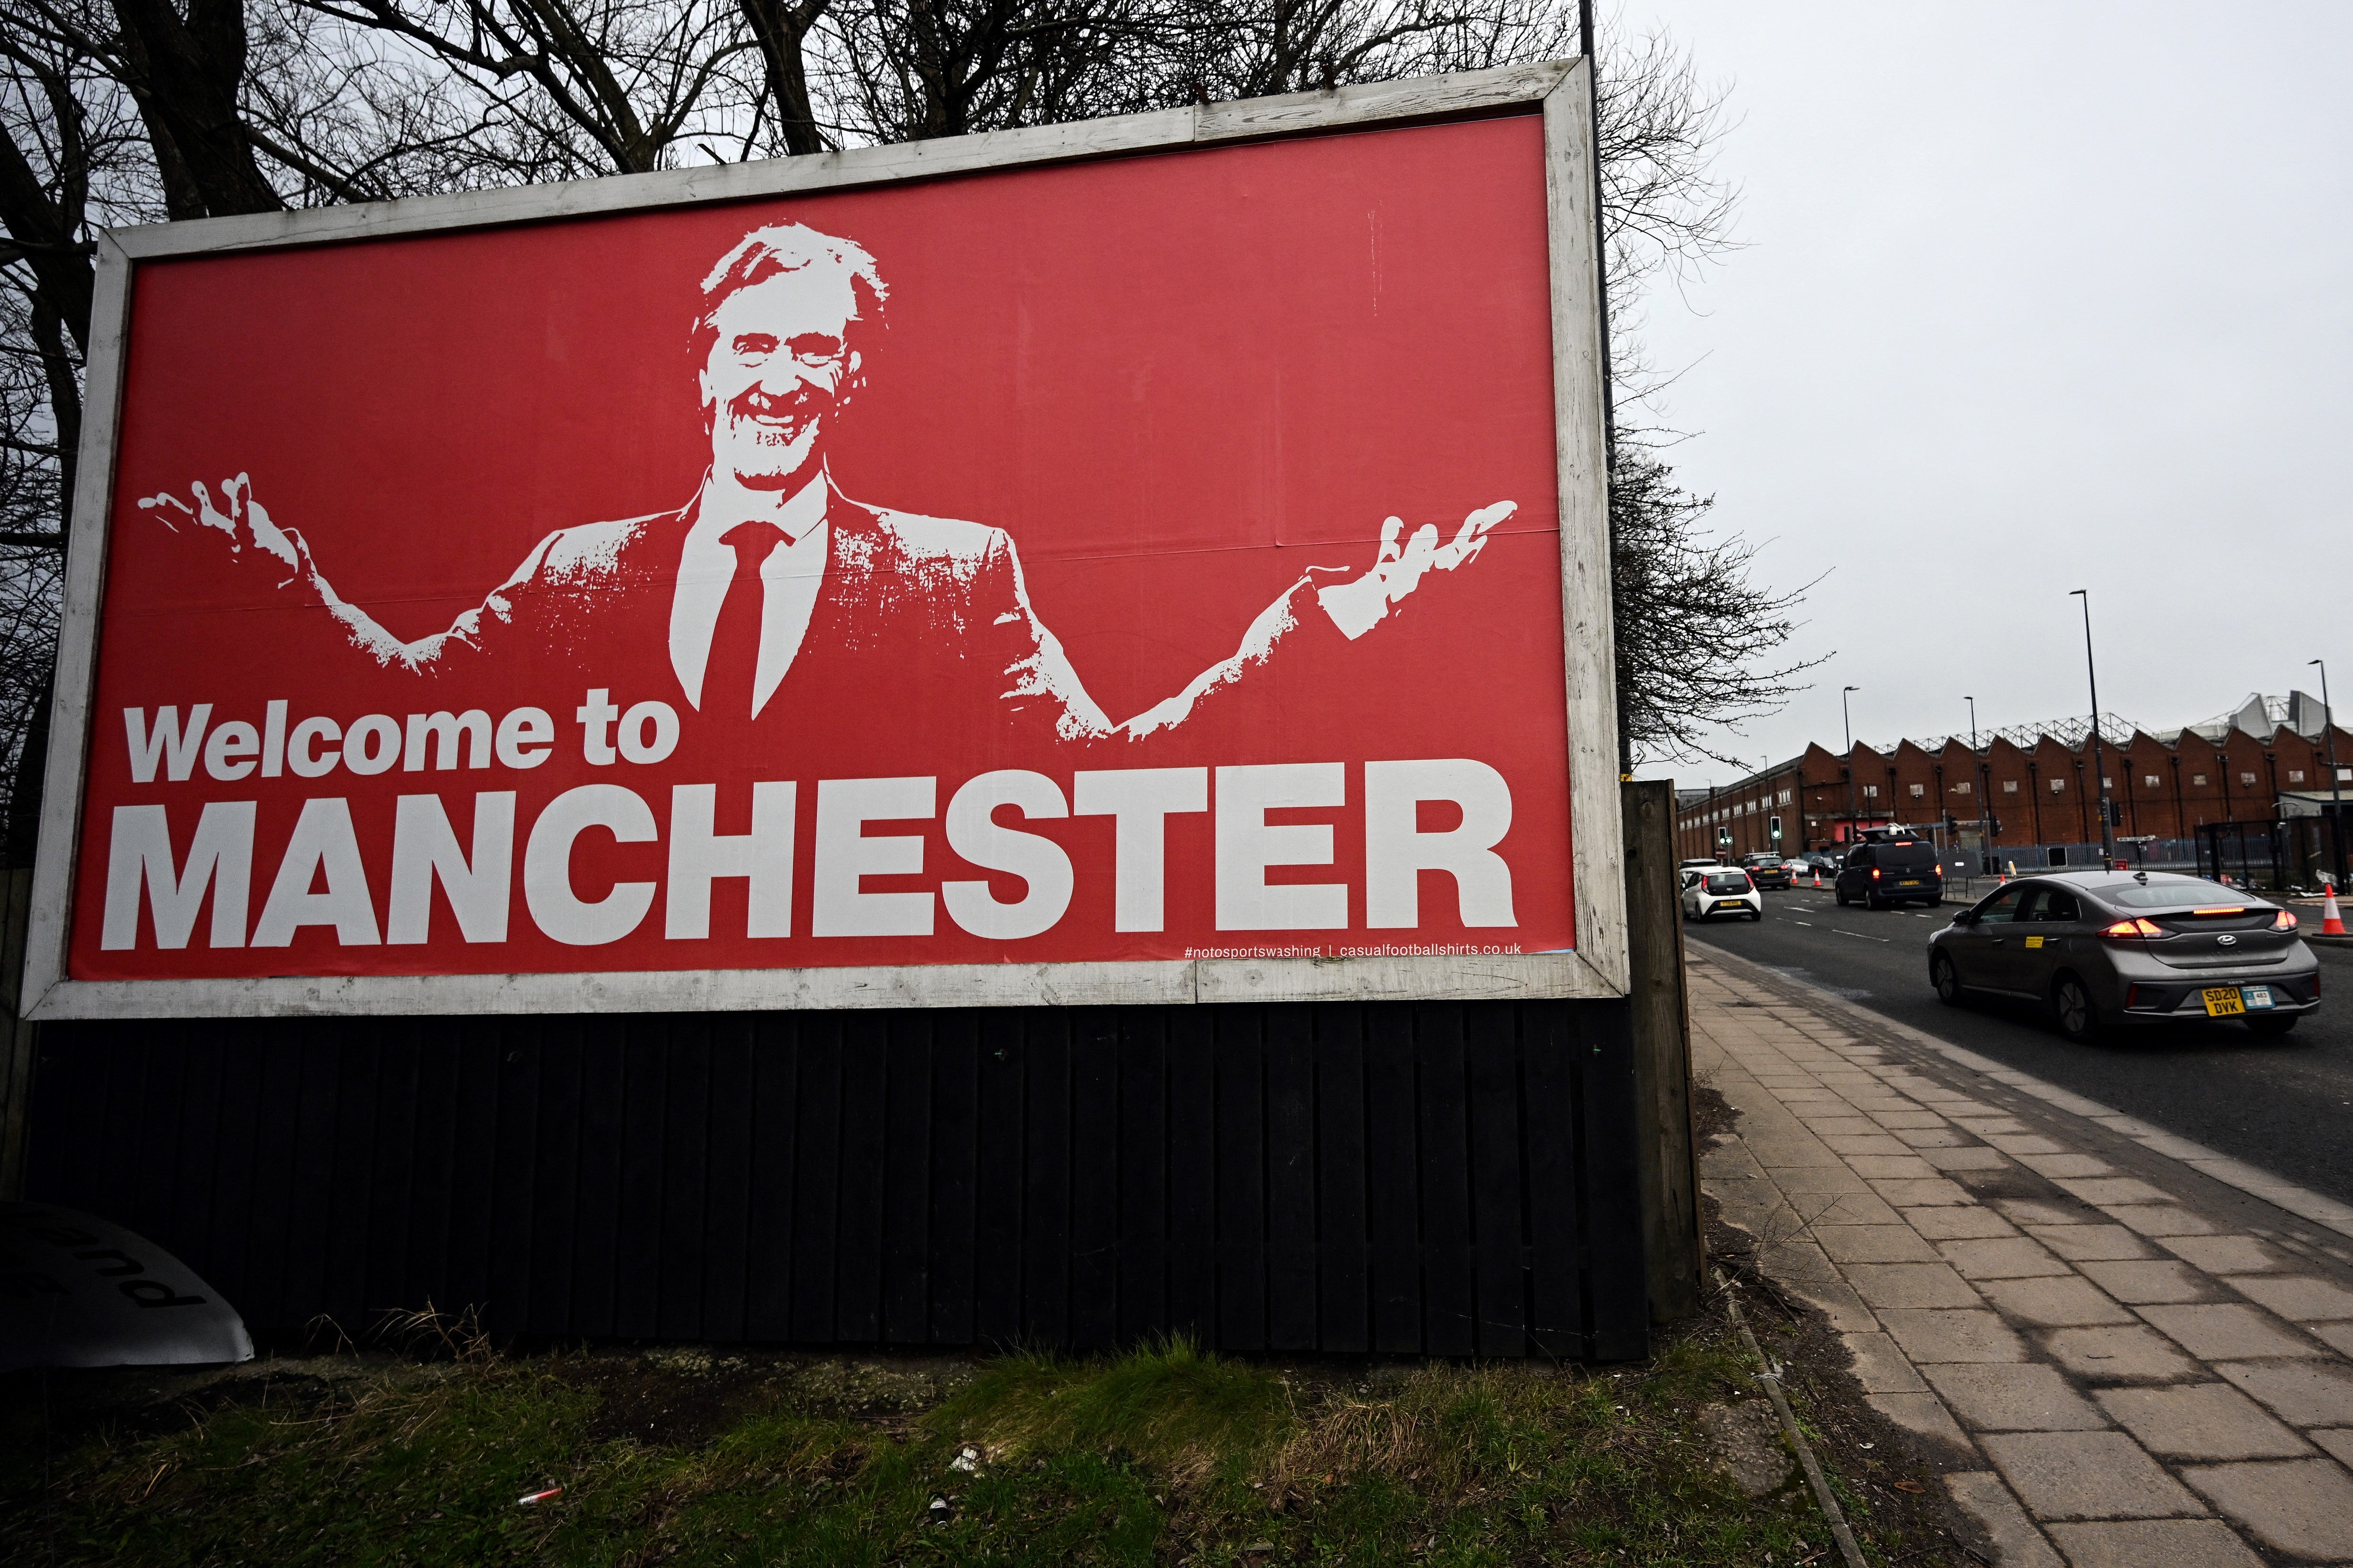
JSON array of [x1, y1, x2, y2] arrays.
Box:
[[1927, 871, 2321, 1043]]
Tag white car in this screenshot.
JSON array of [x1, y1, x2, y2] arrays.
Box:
[[1682, 865, 1762, 921]]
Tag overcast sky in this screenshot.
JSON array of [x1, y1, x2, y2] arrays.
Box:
[[1614, 1, 2353, 787]]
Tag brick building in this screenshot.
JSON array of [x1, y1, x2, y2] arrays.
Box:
[[1674, 691, 2352, 866]]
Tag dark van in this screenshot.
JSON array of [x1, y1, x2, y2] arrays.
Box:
[[1836, 839, 1944, 910]]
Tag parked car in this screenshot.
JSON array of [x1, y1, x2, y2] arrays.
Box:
[[1835, 838, 1944, 910], [1926, 871, 2320, 1043], [1682, 866, 1762, 921], [1793, 852, 1839, 875], [1741, 852, 1795, 890]]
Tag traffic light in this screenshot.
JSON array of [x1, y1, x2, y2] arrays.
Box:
[[1769, 815, 1783, 842]]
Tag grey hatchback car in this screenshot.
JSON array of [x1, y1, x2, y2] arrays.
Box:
[[1926, 871, 2321, 1043]]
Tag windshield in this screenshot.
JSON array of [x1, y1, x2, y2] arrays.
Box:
[[1704, 873, 1750, 893], [1877, 843, 1941, 869], [2109, 879, 2257, 910], [1747, 856, 1783, 867]]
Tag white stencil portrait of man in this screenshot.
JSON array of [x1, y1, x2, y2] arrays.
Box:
[[143, 221, 1515, 743]]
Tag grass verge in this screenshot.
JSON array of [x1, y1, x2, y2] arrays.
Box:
[[2, 1303, 1972, 1567]]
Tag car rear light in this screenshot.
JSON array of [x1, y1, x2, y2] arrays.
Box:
[[2099, 918, 2165, 938], [2191, 907, 2246, 916], [1871, 868, 1881, 880], [2125, 985, 2141, 1009], [2273, 910, 2299, 931]]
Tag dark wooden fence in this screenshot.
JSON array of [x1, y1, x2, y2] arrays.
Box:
[[26, 996, 1648, 1359]]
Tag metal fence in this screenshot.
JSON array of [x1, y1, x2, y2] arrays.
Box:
[[1983, 840, 2200, 873], [2199, 819, 2348, 893]]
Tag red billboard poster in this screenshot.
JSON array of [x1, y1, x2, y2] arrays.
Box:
[[29, 67, 1619, 1017]]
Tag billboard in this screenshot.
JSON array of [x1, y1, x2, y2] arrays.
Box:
[[25, 65, 1620, 1018]]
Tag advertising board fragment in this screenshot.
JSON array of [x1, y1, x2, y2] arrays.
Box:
[[24, 64, 1620, 1019]]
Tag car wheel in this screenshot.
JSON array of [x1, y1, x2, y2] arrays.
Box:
[[1932, 954, 1962, 1006], [1866, 891, 1886, 911], [2246, 1014, 2299, 1037], [1834, 887, 1848, 907], [2052, 975, 2103, 1044]]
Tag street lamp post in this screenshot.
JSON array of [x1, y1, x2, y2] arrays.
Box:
[[2170, 755, 2185, 860], [2315, 659, 2345, 889], [1843, 686, 1860, 846], [2069, 590, 2117, 868], [1967, 695, 1994, 872]]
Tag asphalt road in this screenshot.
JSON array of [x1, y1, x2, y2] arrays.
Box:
[[1685, 883, 2353, 1208]]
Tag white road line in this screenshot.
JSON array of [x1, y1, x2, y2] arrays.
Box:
[[1830, 929, 1892, 944]]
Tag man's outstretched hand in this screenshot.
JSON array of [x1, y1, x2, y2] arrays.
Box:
[[141, 474, 329, 605], [1315, 500, 1516, 641]]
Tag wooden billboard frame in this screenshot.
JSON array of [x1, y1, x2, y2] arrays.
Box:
[[23, 61, 1624, 1021]]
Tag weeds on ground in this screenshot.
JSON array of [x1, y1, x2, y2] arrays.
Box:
[[2, 1315, 1919, 1567]]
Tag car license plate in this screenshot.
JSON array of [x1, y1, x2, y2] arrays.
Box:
[[1898, 879, 1923, 886], [2202, 987, 2246, 1017]]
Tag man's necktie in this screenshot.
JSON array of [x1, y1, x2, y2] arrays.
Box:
[[705, 521, 786, 721]]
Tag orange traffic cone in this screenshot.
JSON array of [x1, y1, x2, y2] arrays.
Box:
[[2324, 879, 2347, 938], [2001, 861, 2013, 883], [1812, 866, 1824, 889]]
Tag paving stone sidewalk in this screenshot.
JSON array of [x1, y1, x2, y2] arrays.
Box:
[[1691, 946, 2353, 1567]]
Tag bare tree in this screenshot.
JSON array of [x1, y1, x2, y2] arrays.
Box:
[[109, 0, 286, 211], [0, 11, 120, 860], [1575, 20, 1819, 768], [1609, 441, 1822, 768], [813, 0, 1166, 143], [12, 0, 290, 217], [738, 0, 831, 152], [1590, 19, 1736, 412], [292, 0, 763, 175], [1168, 0, 1565, 106]]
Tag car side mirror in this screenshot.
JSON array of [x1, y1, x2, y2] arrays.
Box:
[[1951, 910, 1976, 926]]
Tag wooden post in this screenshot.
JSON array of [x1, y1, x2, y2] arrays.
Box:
[[0, 866, 38, 1197], [1623, 780, 1703, 1320]]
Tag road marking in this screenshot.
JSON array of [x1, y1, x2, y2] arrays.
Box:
[[1793, 921, 1815, 928], [1831, 928, 1892, 943]]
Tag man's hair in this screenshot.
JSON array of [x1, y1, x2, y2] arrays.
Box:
[[691, 222, 889, 375]]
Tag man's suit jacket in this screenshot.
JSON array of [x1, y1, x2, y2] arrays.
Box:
[[415, 480, 1119, 768]]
